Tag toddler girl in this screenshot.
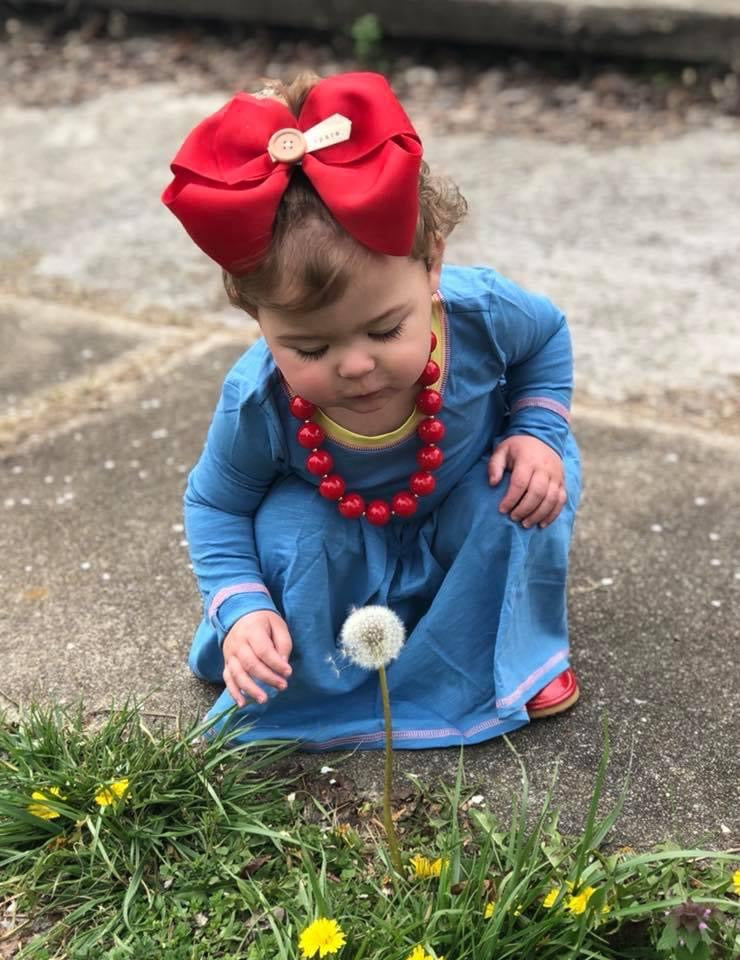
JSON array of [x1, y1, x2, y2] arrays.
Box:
[[162, 71, 581, 751]]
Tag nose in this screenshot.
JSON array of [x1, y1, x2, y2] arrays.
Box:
[[336, 346, 376, 380]]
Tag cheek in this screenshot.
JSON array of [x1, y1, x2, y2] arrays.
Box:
[[393, 335, 432, 380], [276, 353, 332, 400]]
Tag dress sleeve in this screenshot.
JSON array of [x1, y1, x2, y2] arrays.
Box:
[[486, 273, 573, 457], [184, 377, 283, 642]]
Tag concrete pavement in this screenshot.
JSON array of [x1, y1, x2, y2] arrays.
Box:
[[1, 82, 738, 847]]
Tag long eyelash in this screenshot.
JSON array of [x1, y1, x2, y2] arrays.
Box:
[[295, 346, 328, 362], [294, 320, 404, 360], [370, 321, 405, 342]]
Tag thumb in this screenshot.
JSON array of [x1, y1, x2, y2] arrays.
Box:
[[269, 613, 293, 662], [488, 440, 511, 485]]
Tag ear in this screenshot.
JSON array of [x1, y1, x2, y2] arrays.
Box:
[[425, 236, 445, 294]]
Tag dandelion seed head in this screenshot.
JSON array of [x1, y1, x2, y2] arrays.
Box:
[[339, 605, 405, 670]]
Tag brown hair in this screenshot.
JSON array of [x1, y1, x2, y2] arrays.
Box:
[[223, 72, 468, 317]]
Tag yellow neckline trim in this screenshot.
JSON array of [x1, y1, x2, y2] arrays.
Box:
[[312, 300, 445, 450]]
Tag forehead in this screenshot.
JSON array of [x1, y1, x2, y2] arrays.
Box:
[[264, 254, 424, 336]]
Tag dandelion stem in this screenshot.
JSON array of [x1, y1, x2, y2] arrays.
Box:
[[378, 664, 403, 874]]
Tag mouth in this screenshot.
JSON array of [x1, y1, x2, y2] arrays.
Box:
[[347, 388, 387, 401]]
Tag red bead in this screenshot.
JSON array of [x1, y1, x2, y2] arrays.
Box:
[[391, 491, 418, 517], [417, 444, 444, 470], [416, 388, 442, 415], [417, 416, 445, 443], [338, 493, 365, 518], [297, 422, 325, 448], [319, 474, 345, 500], [417, 360, 441, 386], [306, 450, 333, 475], [289, 395, 316, 420], [409, 471, 435, 496], [430, 331, 437, 352], [366, 500, 392, 525]]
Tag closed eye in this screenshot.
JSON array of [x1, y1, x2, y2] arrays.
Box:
[[294, 345, 329, 361], [293, 320, 405, 360], [369, 321, 405, 342]]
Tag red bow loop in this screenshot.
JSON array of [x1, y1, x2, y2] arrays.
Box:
[[297, 72, 421, 165], [304, 137, 421, 256]]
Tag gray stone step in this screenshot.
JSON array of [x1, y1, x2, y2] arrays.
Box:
[[30, 0, 740, 65]]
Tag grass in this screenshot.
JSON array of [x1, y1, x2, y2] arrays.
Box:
[[0, 703, 738, 959]]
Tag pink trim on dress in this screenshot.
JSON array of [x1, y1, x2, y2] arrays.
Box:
[[208, 582, 271, 619], [300, 714, 509, 751], [511, 397, 570, 423], [495, 648, 569, 709]]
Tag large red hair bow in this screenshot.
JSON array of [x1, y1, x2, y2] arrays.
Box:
[[161, 72, 423, 274]]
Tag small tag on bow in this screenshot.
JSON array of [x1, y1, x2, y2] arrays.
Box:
[[303, 114, 352, 154]]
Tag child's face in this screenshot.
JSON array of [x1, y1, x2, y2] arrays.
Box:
[[257, 244, 444, 416]]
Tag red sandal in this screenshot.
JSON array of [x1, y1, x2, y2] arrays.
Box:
[[526, 667, 580, 719]]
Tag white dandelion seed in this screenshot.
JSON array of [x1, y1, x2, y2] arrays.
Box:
[[323, 653, 342, 679], [339, 605, 405, 670]]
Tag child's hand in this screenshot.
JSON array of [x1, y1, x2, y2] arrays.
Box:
[[222, 610, 293, 708], [488, 435, 566, 529]]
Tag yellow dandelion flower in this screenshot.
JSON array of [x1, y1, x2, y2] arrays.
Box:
[[94, 778, 129, 808], [731, 870, 740, 895], [298, 917, 346, 958], [406, 948, 427, 960], [410, 854, 447, 878], [566, 886, 596, 916], [405, 948, 443, 960], [27, 786, 66, 820], [483, 900, 496, 918], [542, 887, 560, 908]]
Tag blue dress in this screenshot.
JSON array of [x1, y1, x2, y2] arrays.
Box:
[[185, 265, 581, 750]]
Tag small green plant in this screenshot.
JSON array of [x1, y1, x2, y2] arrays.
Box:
[[657, 900, 725, 959], [350, 13, 383, 65]]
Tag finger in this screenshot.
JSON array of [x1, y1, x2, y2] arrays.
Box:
[[510, 480, 547, 522], [505, 465, 546, 518], [498, 464, 532, 513], [539, 487, 568, 528], [521, 483, 560, 528], [223, 666, 248, 708], [234, 645, 288, 692], [488, 444, 510, 486], [247, 655, 290, 691], [226, 657, 269, 705], [267, 618, 294, 669], [250, 631, 291, 682]]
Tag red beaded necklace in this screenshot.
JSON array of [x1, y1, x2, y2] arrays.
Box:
[[289, 332, 444, 526]]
